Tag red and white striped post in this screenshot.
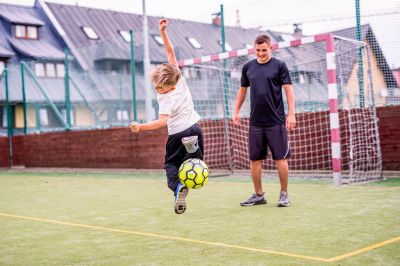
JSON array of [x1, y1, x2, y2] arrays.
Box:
[[323, 34, 342, 186], [178, 34, 343, 185]]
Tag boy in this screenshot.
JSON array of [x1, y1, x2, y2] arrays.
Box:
[[130, 19, 203, 215]]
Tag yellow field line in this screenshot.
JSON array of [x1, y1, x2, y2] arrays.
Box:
[[0, 212, 329, 263], [327, 235, 400, 262], [1, 212, 399, 263]]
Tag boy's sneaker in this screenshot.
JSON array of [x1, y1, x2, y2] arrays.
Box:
[[240, 193, 267, 206], [174, 183, 188, 214], [277, 191, 291, 207]]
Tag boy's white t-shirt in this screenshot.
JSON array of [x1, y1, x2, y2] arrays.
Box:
[[157, 75, 201, 135]]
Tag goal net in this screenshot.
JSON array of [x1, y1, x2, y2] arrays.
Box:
[[178, 34, 382, 184]]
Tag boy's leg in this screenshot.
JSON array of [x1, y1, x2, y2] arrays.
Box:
[[181, 123, 204, 160], [165, 134, 189, 214]]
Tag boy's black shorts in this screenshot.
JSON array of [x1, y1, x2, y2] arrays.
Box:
[[164, 123, 203, 192]]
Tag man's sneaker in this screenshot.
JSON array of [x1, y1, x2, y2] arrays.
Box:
[[182, 136, 199, 153], [174, 183, 188, 214], [240, 193, 267, 206], [277, 191, 291, 207]]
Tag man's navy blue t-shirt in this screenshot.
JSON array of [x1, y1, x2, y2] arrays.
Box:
[[241, 57, 292, 126]]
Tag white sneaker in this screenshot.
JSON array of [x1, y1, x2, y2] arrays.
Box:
[[277, 191, 291, 207]]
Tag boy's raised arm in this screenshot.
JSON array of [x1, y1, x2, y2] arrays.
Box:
[[159, 19, 178, 66]]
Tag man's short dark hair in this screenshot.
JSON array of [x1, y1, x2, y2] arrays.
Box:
[[254, 35, 271, 45]]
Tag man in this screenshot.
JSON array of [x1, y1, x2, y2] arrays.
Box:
[[233, 34, 296, 207], [130, 19, 203, 214]]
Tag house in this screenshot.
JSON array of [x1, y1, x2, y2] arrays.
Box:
[[331, 25, 398, 108], [0, 2, 71, 134]]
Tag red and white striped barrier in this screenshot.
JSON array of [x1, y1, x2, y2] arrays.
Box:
[[178, 33, 342, 185]]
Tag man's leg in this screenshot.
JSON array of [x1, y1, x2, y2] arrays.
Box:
[[251, 160, 263, 195], [276, 159, 289, 193], [276, 159, 290, 207], [240, 159, 266, 206]]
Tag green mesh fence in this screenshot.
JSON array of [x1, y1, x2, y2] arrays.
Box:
[[0, 0, 398, 135]]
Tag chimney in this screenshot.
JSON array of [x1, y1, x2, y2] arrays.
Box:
[[293, 23, 303, 39], [212, 13, 221, 26], [236, 9, 241, 28]]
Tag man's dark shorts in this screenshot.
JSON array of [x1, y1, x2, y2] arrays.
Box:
[[249, 124, 291, 161]]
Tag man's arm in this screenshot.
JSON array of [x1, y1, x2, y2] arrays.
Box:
[[232, 87, 248, 125], [159, 19, 178, 66], [283, 84, 296, 130], [130, 115, 168, 133]]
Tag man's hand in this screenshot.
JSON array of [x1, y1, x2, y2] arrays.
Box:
[[232, 112, 240, 125], [159, 18, 167, 32], [130, 122, 141, 133], [286, 114, 296, 131]]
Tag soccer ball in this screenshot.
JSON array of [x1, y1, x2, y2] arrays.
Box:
[[178, 158, 209, 189]]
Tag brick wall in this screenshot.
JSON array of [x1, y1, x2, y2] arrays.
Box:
[[377, 106, 400, 170], [1, 127, 168, 169], [1, 105, 399, 170]]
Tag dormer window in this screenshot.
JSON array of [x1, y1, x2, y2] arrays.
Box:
[[119, 30, 131, 42], [187, 37, 202, 49], [82, 26, 99, 40], [153, 35, 164, 45], [15, 24, 39, 39]]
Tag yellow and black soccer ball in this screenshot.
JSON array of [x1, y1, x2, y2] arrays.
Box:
[[178, 158, 209, 189]]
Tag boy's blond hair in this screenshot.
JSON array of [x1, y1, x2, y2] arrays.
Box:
[[150, 63, 180, 89]]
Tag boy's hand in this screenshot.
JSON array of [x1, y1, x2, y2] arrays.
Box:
[[159, 18, 167, 32], [130, 122, 141, 133]]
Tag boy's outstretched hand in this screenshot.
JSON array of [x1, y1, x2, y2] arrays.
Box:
[[159, 18, 167, 32], [130, 122, 140, 133]]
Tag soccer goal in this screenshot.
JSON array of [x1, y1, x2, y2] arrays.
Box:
[[178, 34, 382, 185]]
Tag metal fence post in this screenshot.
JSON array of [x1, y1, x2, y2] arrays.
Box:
[[65, 48, 71, 130], [130, 30, 137, 121], [21, 62, 27, 134], [5, 65, 13, 167]]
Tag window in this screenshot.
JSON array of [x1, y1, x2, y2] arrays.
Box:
[[61, 109, 75, 126], [187, 37, 202, 49], [35, 62, 65, 78], [35, 63, 45, 77], [218, 40, 232, 51], [39, 109, 49, 126], [117, 110, 129, 121], [27, 26, 38, 39], [15, 24, 39, 39], [1, 107, 6, 127], [56, 63, 65, 78], [46, 63, 56, 78], [299, 73, 305, 84], [153, 35, 163, 45], [15, 25, 26, 38], [82, 26, 99, 40], [0, 61, 4, 74], [119, 30, 131, 42]]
